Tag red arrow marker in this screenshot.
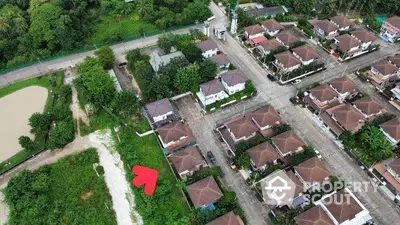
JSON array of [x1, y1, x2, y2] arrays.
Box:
[[132, 165, 159, 196]]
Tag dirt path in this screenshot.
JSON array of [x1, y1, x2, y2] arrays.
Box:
[[70, 86, 89, 136]]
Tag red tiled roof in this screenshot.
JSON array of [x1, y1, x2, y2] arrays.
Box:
[[388, 55, 400, 68], [292, 45, 319, 61], [245, 24, 264, 36], [353, 96, 384, 116], [389, 158, 400, 175], [207, 211, 245, 225], [313, 20, 338, 33], [157, 121, 189, 144], [248, 105, 281, 128], [295, 205, 334, 225], [372, 60, 399, 75], [168, 146, 206, 174], [258, 39, 282, 52], [309, 84, 338, 102], [276, 31, 298, 45], [386, 16, 400, 30], [247, 142, 280, 167], [350, 29, 377, 43], [334, 34, 360, 52], [329, 76, 357, 94], [260, 19, 284, 31], [327, 104, 363, 132], [271, 130, 305, 155], [274, 51, 301, 68], [196, 39, 217, 52], [295, 157, 331, 183], [226, 116, 259, 140], [200, 80, 225, 96], [220, 69, 247, 86], [187, 176, 223, 208], [330, 15, 354, 28], [146, 98, 174, 118], [322, 189, 363, 223], [286, 170, 304, 197], [250, 35, 268, 46], [380, 117, 400, 142]]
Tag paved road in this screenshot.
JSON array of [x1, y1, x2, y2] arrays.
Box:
[[204, 3, 400, 224]]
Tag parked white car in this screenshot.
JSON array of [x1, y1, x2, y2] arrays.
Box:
[[314, 149, 323, 159]]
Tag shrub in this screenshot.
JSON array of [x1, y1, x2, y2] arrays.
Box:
[[290, 146, 316, 166], [272, 124, 291, 135]]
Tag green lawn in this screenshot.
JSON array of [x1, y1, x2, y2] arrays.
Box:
[[0, 75, 51, 98], [87, 12, 160, 45], [4, 149, 117, 225], [115, 125, 190, 225]]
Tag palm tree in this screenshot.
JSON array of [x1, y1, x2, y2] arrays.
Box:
[[135, 0, 153, 17]]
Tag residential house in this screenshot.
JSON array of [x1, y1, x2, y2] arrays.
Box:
[[196, 39, 218, 58], [329, 76, 358, 100], [352, 96, 385, 120], [373, 158, 400, 198], [145, 98, 175, 124], [304, 84, 340, 115], [271, 130, 305, 157], [156, 121, 195, 153], [351, 28, 377, 50], [168, 146, 207, 179], [310, 19, 339, 39], [380, 117, 400, 145], [380, 16, 400, 43], [295, 205, 334, 225], [391, 83, 400, 101], [368, 60, 400, 89], [260, 19, 284, 37], [197, 80, 229, 107], [286, 170, 308, 208], [330, 15, 354, 31], [246, 5, 288, 19], [187, 176, 223, 209], [274, 51, 302, 73], [247, 142, 280, 171], [244, 24, 265, 40], [257, 39, 283, 56], [275, 31, 298, 48], [314, 188, 373, 225], [388, 55, 400, 68], [220, 69, 248, 95], [149, 50, 185, 72], [225, 116, 259, 143], [210, 53, 231, 70], [249, 36, 268, 47], [321, 104, 364, 137], [294, 157, 331, 190], [207, 211, 245, 225], [332, 34, 361, 58], [248, 105, 281, 136], [291, 45, 319, 65]]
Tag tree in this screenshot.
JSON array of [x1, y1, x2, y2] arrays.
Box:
[[272, 124, 291, 135], [182, 0, 211, 24], [135, 0, 154, 16], [134, 60, 154, 84], [199, 59, 218, 82], [157, 33, 176, 53], [111, 90, 139, 119], [95, 46, 116, 70], [47, 120, 75, 149], [18, 136, 38, 152], [180, 42, 203, 63], [235, 154, 251, 169], [77, 57, 102, 74], [293, 0, 316, 15], [174, 64, 200, 93], [28, 112, 51, 138]]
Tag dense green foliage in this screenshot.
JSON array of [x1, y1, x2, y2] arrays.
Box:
[[4, 149, 117, 225], [111, 89, 140, 120], [290, 146, 316, 166], [272, 124, 291, 135], [0, 0, 211, 70], [339, 124, 394, 166], [95, 46, 116, 70]]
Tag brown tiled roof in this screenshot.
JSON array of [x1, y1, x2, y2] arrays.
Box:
[[260, 19, 284, 31], [210, 53, 230, 67], [247, 142, 280, 167], [220, 69, 248, 86], [168, 146, 205, 174], [200, 80, 225, 96], [330, 15, 354, 28], [271, 130, 305, 155], [157, 121, 189, 144], [226, 116, 259, 140], [334, 34, 360, 52], [388, 158, 400, 175], [259, 39, 282, 52], [322, 189, 363, 223], [146, 98, 174, 118], [295, 157, 330, 183], [248, 105, 281, 128], [372, 60, 399, 75], [329, 104, 363, 132], [207, 211, 245, 225], [388, 55, 400, 67], [329, 76, 357, 94], [295, 205, 334, 225], [196, 39, 217, 52], [286, 171, 304, 197], [350, 29, 377, 43], [292, 45, 319, 61], [276, 31, 298, 45], [313, 20, 338, 33], [320, 112, 344, 136], [309, 84, 338, 102], [380, 117, 400, 142], [386, 16, 400, 30], [353, 96, 384, 116], [187, 176, 223, 208], [274, 51, 301, 68], [245, 24, 264, 36]]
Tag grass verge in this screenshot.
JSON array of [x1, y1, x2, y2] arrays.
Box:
[[4, 149, 117, 225]]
